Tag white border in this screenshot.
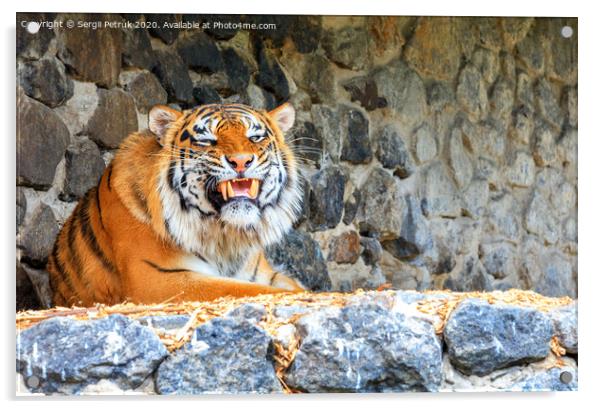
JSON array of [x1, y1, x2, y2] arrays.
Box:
[[3, 1, 601, 408]]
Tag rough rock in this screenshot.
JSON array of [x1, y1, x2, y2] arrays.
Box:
[[146, 14, 179, 44], [535, 251, 576, 298], [265, 230, 332, 291], [290, 121, 322, 167], [285, 303, 442, 392], [564, 87, 578, 128], [87, 88, 138, 149], [192, 85, 222, 105], [500, 17, 533, 50], [449, 127, 473, 189], [16, 315, 168, 394], [152, 49, 194, 103], [60, 139, 106, 201], [421, 163, 462, 218], [462, 120, 506, 162], [16, 263, 41, 311], [486, 193, 521, 242], [505, 151, 536, 187], [17, 12, 55, 59], [307, 166, 346, 231], [471, 47, 499, 86], [340, 106, 371, 164], [323, 27, 370, 70], [202, 14, 239, 40], [119, 70, 168, 113], [426, 81, 455, 111], [516, 31, 545, 75], [343, 188, 361, 225], [254, 42, 290, 102], [177, 31, 223, 73], [56, 14, 122, 88], [357, 168, 404, 239], [155, 318, 282, 394], [290, 53, 335, 104], [222, 48, 251, 95], [121, 18, 156, 71], [490, 80, 514, 124], [17, 93, 70, 188], [537, 18, 577, 83], [372, 61, 427, 132], [360, 237, 383, 266], [382, 195, 433, 261], [516, 71, 535, 109], [343, 76, 387, 111], [462, 179, 489, 218], [290, 16, 322, 54], [53, 81, 99, 137], [511, 106, 534, 145], [19, 204, 58, 265], [138, 315, 191, 332], [479, 242, 517, 279], [403, 17, 461, 81], [19, 57, 73, 108], [441, 354, 576, 392], [457, 64, 488, 122], [525, 191, 560, 245], [18, 264, 52, 309], [535, 78, 564, 130], [414, 124, 438, 164], [547, 303, 578, 354], [511, 366, 577, 391], [226, 304, 268, 325], [444, 299, 553, 376], [375, 125, 414, 177], [311, 105, 341, 163], [328, 231, 361, 264], [16, 188, 26, 228]]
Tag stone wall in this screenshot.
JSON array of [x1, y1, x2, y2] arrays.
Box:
[[16, 290, 578, 394], [16, 14, 578, 309]]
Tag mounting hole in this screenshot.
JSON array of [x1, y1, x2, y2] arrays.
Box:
[[559, 371, 573, 384], [561, 26, 573, 38], [26, 21, 40, 34], [26, 375, 40, 388]]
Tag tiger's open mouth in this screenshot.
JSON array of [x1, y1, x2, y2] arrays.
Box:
[[217, 178, 260, 201]]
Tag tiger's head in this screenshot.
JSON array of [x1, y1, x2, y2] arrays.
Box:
[[148, 103, 302, 251]]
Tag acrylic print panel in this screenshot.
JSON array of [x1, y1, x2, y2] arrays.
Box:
[[16, 13, 578, 395]]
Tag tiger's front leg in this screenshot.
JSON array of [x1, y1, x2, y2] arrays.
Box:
[[122, 254, 304, 304], [241, 251, 306, 292]]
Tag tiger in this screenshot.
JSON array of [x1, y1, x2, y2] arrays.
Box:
[[47, 102, 307, 307]]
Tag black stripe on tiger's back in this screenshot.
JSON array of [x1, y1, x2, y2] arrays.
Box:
[[143, 259, 190, 274], [50, 239, 80, 301], [94, 186, 105, 231], [78, 191, 119, 277], [67, 204, 88, 287], [106, 164, 113, 191]]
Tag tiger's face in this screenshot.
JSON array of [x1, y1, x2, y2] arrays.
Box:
[[149, 103, 302, 248]]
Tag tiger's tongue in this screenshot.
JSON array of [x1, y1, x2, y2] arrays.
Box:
[[231, 179, 252, 196]]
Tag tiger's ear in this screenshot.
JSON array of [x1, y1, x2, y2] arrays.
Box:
[[149, 105, 183, 144], [268, 102, 295, 133]]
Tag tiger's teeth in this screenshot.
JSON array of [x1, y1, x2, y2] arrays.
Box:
[[227, 181, 234, 198], [249, 179, 259, 199], [220, 182, 228, 201]]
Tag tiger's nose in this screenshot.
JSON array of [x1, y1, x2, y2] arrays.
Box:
[[225, 154, 255, 173]]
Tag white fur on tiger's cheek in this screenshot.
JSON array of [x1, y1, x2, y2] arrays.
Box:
[[220, 200, 261, 229]]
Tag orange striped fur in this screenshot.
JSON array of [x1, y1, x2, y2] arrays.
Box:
[[47, 103, 305, 307]]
